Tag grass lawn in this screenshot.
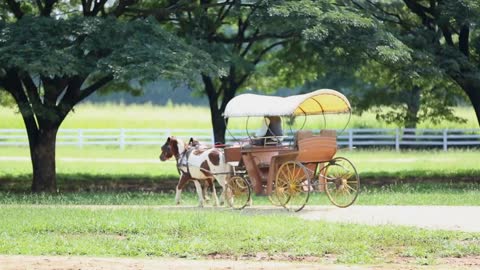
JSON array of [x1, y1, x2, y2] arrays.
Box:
[[1, 146, 479, 205], [0, 182, 479, 206], [0, 206, 478, 265], [1, 182, 479, 206], [1, 103, 478, 130], [1, 146, 479, 179]]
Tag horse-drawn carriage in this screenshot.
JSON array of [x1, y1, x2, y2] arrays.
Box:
[[222, 89, 360, 212], [160, 89, 360, 212]]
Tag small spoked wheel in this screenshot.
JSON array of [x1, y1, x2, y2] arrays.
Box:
[[323, 157, 360, 208], [274, 161, 311, 212], [225, 176, 251, 210]]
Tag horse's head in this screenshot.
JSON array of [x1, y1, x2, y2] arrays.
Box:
[[188, 137, 200, 148], [160, 136, 176, 161]]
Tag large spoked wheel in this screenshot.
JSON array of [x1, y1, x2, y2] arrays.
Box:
[[267, 194, 283, 206], [225, 176, 251, 210], [275, 161, 311, 212], [323, 157, 360, 208]]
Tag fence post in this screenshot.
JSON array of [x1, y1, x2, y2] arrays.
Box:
[[395, 128, 400, 152], [443, 129, 448, 151], [348, 129, 353, 150], [78, 129, 83, 148], [120, 128, 125, 150]]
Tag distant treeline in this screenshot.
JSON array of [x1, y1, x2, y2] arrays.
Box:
[[86, 81, 208, 105], [85, 80, 308, 105]]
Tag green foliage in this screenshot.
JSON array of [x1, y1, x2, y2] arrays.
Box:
[[0, 1, 226, 191], [288, 0, 480, 128], [0, 89, 13, 106], [0, 16, 218, 87], [342, 0, 480, 127]]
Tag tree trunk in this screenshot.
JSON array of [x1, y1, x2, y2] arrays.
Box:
[[466, 87, 480, 128], [211, 110, 227, 144], [202, 75, 229, 144], [404, 86, 421, 129], [453, 76, 480, 128], [30, 127, 59, 192]]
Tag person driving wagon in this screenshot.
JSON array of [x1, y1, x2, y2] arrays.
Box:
[[252, 116, 284, 146]]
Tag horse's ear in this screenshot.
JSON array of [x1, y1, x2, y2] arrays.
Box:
[[189, 137, 194, 144], [166, 137, 171, 143]]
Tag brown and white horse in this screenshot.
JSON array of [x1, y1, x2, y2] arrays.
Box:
[[159, 136, 230, 207]]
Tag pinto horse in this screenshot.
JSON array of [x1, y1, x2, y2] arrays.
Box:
[[159, 136, 229, 207]]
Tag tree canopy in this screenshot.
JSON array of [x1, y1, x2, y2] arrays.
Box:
[[1, 0, 479, 193], [0, 0, 219, 192], [343, 0, 480, 127], [263, 1, 478, 128]]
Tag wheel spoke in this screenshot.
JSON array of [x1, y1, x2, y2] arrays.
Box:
[[324, 158, 359, 208], [225, 176, 250, 210], [280, 170, 289, 182], [345, 184, 357, 192], [276, 161, 310, 212], [293, 166, 302, 182]]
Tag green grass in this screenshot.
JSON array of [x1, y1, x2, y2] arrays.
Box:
[[340, 149, 480, 179], [0, 103, 214, 129], [1, 103, 478, 129], [0, 182, 479, 206], [1, 146, 479, 178], [0, 206, 478, 265], [1, 147, 479, 205], [0, 146, 177, 179]]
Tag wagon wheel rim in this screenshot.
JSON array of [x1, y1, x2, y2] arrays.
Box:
[[324, 157, 360, 208], [225, 176, 251, 210], [275, 161, 311, 212]]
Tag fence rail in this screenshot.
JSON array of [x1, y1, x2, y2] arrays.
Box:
[[1, 128, 479, 151]]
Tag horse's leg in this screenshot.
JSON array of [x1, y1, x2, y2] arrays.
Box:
[[175, 185, 182, 205], [216, 176, 226, 206], [193, 180, 205, 207], [202, 180, 211, 203], [175, 174, 189, 205], [209, 178, 220, 207]]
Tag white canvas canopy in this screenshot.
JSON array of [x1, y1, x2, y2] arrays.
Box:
[[223, 89, 351, 118]]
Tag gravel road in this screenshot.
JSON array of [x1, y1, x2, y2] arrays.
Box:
[[295, 205, 480, 232]]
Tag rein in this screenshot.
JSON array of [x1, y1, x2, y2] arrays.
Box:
[[175, 143, 192, 175]]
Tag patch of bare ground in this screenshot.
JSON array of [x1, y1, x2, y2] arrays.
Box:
[[437, 256, 480, 268], [206, 252, 327, 263]]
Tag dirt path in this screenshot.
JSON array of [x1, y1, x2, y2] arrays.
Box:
[[0, 255, 367, 270], [1, 255, 476, 270]]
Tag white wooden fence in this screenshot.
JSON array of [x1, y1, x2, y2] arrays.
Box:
[[0, 128, 479, 151]]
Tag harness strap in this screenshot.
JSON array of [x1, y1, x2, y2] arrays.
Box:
[[176, 147, 193, 175]]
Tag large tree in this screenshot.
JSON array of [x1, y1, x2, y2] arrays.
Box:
[[345, 0, 480, 127], [0, 1, 217, 192], [122, 1, 335, 143], [352, 60, 467, 128]]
